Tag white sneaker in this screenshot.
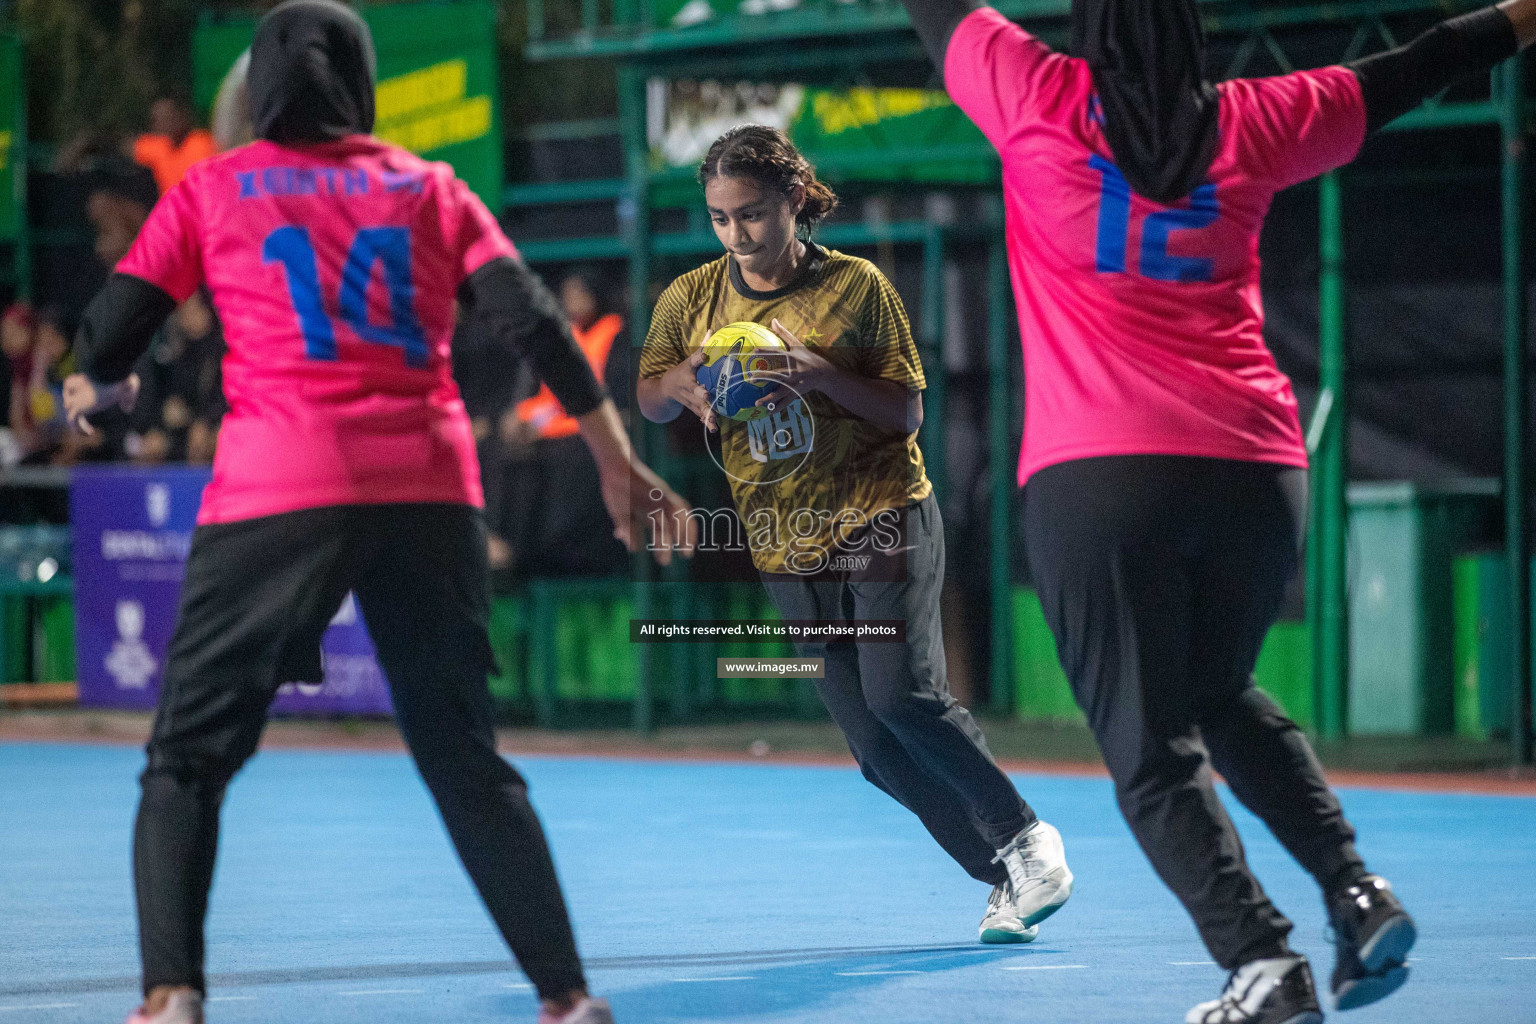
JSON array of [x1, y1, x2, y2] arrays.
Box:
[[125, 990, 203, 1024], [978, 881, 1040, 944], [991, 820, 1073, 927]]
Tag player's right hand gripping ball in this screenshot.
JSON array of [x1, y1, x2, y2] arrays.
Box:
[[695, 321, 788, 422]]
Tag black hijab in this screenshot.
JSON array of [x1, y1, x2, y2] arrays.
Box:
[[249, 0, 376, 144], [1071, 0, 1219, 205]]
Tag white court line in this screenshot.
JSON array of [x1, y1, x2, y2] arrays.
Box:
[[1002, 964, 1089, 971], [1169, 961, 1216, 966], [669, 977, 757, 983], [209, 996, 257, 1002], [502, 983, 534, 989], [337, 989, 425, 997], [835, 970, 924, 976], [1503, 956, 1536, 961], [0, 1005, 80, 1013]]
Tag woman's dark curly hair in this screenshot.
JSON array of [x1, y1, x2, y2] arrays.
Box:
[[698, 124, 838, 232]]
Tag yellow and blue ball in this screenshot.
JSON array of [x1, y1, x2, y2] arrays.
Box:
[[695, 321, 787, 422]]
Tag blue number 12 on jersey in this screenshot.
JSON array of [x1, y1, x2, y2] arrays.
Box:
[[263, 226, 429, 367], [1089, 156, 1219, 284]]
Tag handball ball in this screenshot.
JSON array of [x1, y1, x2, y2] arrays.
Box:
[[695, 321, 787, 422]]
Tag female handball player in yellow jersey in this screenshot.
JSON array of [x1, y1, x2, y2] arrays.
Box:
[[637, 124, 1072, 944]]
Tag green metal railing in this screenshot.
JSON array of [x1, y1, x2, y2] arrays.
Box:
[[1303, 62, 1531, 753], [1310, 170, 1349, 742]]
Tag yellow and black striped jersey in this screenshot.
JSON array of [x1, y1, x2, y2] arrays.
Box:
[[639, 244, 931, 575]]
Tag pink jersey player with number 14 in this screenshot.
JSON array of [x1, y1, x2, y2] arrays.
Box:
[[120, 139, 513, 522], [63, 4, 691, 1024]]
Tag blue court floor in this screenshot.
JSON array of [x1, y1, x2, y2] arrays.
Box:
[[2, 742, 1533, 1023]]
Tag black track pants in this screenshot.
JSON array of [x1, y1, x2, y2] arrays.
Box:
[[762, 495, 1034, 886], [134, 503, 586, 1000], [1023, 456, 1365, 969]]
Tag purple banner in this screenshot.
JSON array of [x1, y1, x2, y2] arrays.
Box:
[[71, 465, 393, 715]]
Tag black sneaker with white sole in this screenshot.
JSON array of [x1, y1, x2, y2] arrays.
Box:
[[1327, 874, 1416, 1010], [1184, 955, 1323, 1024]]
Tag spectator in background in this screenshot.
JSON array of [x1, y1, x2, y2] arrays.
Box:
[[22, 306, 104, 465], [128, 290, 226, 465], [132, 95, 217, 194], [481, 266, 632, 577], [31, 307, 73, 424], [509, 268, 629, 444], [2, 302, 37, 464], [2, 302, 73, 461], [87, 160, 159, 268]]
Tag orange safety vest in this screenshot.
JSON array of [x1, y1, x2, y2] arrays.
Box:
[[514, 313, 622, 439], [133, 131, 218, 194]]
